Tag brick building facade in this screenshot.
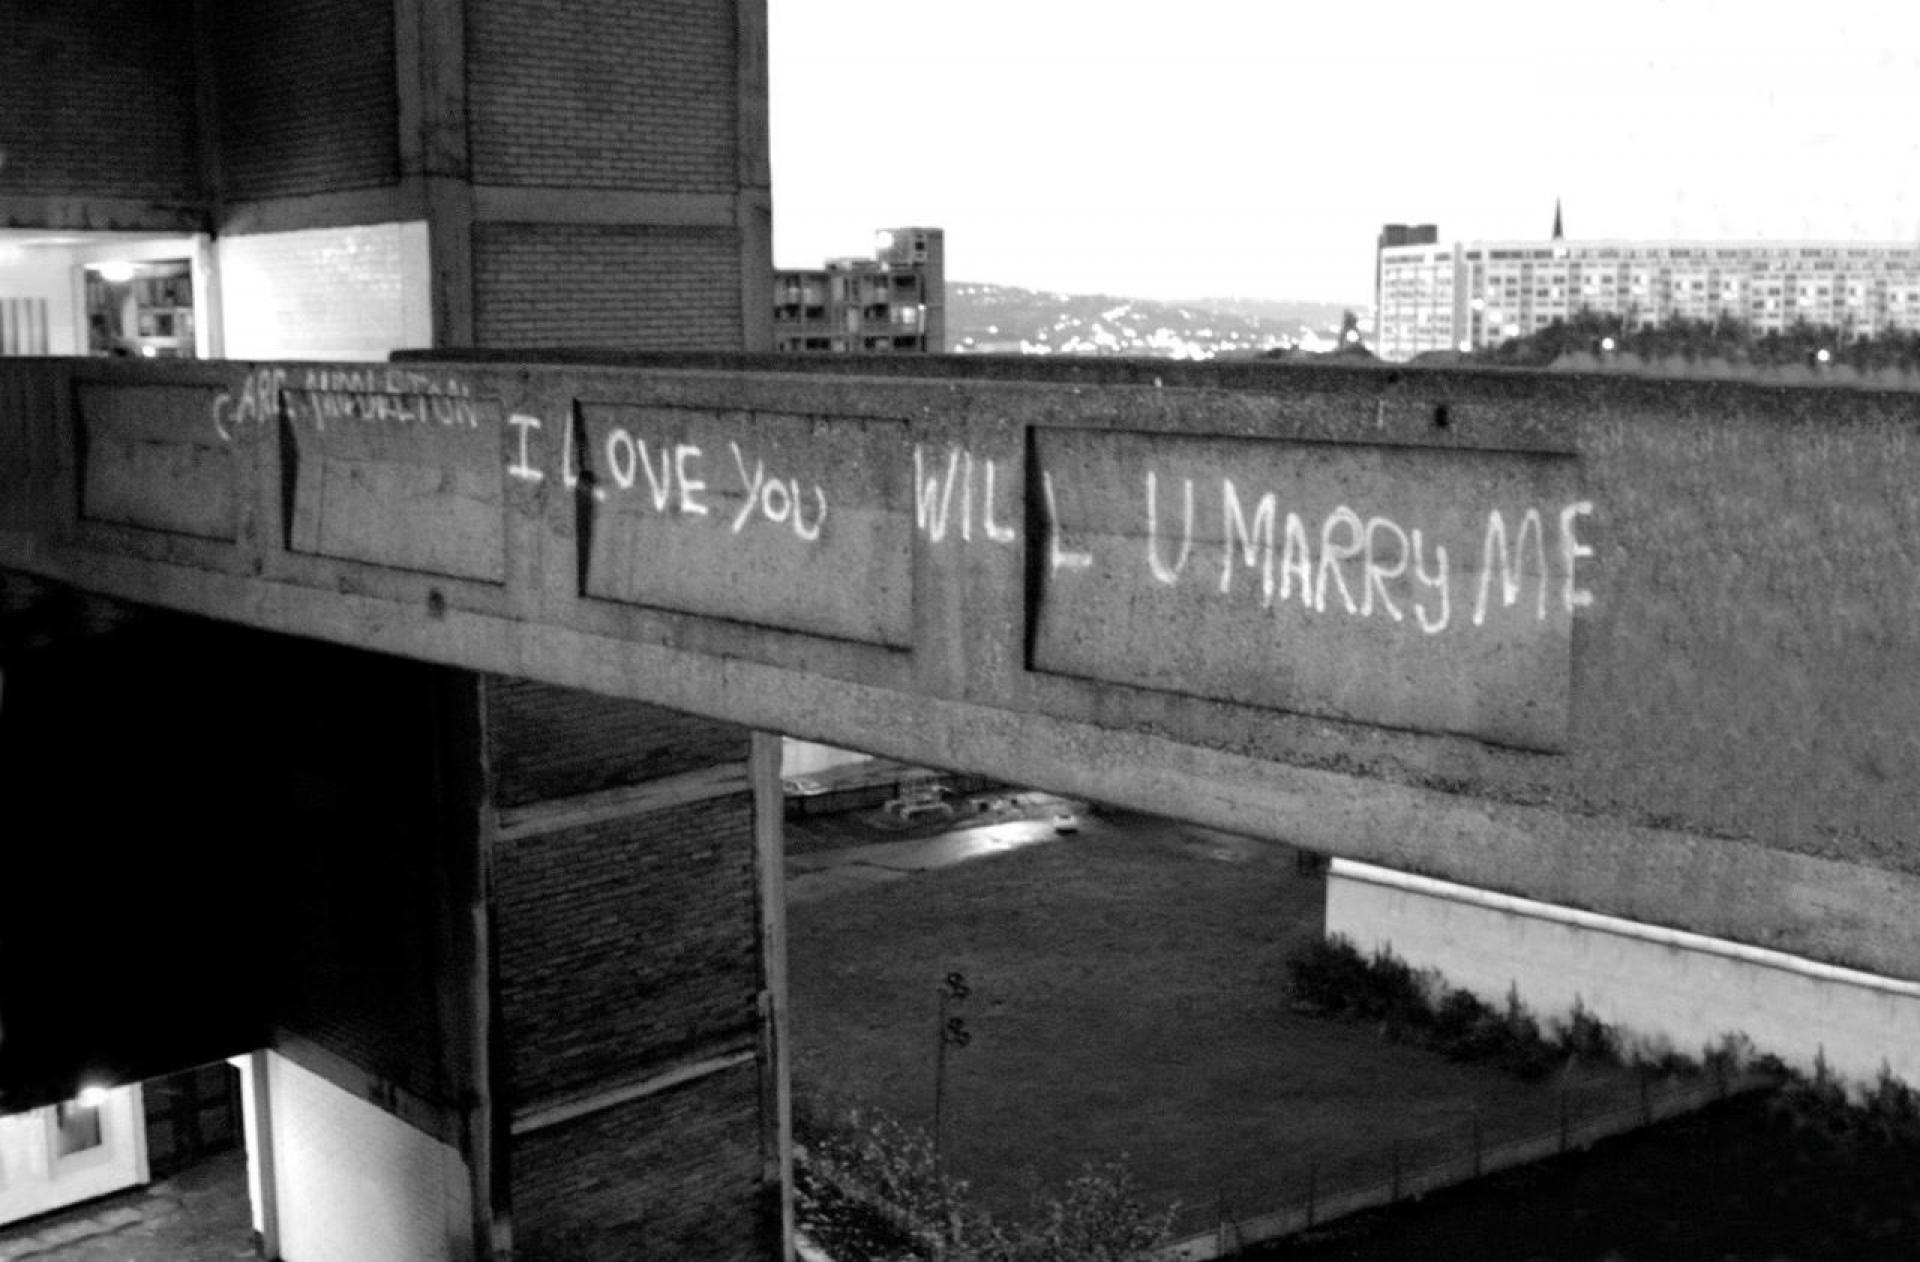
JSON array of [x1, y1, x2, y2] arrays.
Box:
[[0, 3, 787, 1259], [0, 0, 772, 356]]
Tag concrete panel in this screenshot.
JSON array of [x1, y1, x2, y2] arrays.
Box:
[[1031, 428, 1583, 748], [577, 403, 911, 645], [75, 383, 236, 540], [282, 366, 506, 582]]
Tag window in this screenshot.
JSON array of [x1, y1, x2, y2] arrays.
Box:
[[54, 1101, 102, 1157]]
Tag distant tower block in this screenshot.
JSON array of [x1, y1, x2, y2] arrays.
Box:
[[876, 227, 946, 353], [775, 227, 946, 354], [1374, 222, 1439, 333]]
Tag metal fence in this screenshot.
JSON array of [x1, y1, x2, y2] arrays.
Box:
[[1161, 1069, 1773, 1261]]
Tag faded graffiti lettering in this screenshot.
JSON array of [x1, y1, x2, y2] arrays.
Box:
[[297, 368, 478, 432], [210, 366, 286, 441], [212, 366, 477, 441]]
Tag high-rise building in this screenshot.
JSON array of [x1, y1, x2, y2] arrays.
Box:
[[1375, 226, 1920, 362], [774, 226, 945, 353], [1373, 222, 1437, 340]]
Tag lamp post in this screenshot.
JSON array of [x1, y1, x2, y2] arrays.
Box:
[[932, 971, 970, 1165]]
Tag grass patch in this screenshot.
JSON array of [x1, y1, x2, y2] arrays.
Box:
[[788, 811, 1647, 1238]]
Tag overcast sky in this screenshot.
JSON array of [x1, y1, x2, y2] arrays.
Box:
[[769, 1, 1920, 305]]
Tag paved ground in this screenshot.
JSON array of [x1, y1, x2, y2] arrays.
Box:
[[787, 789, 1086, 903], [0, 1148, 253, 1262]]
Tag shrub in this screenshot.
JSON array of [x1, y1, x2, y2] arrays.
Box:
[[978, 1160, 1180, 1262], [1431, 988, 1492, 1048], [1284, 937, 1590, 1082], [1858, 1065, 1920, 1146], [1284, 933, 1376, 1013], [795, 1105, 1176, 1261], [807, 1107, 972, 1243], [1553, 997, 1617, 1063]]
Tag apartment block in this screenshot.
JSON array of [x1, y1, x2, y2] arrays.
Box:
[[774, 226, 945, 353], [1376, 232, 1920, 362]]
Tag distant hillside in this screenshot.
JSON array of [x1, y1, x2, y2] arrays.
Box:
[[947, 282, 1358, 359]]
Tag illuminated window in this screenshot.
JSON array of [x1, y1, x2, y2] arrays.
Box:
[[55, 1101, 103, 1156]]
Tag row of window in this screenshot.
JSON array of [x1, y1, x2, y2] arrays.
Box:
[[1382, 303, 1920, 354], [1415, 246, 1920, 265]]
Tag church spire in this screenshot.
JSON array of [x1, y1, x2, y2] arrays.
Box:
[[1552, 197, 1565, 241]]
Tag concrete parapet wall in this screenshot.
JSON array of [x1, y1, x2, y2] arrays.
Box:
[[4, 354, 1919, 984]]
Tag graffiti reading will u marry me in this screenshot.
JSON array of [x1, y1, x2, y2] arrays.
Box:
[[904, 442, 1596, 637]]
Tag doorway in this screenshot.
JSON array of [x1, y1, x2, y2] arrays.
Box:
[[83, 260, 195, 359]]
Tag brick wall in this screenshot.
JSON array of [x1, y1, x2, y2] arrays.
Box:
[[511, 1067, 765, 1261], [486, 676, 750, 807], [467, 0, 738, 193], [209, 0, 399, 201], [484, 679, 774, 1259], [493, 793, 758, 1103], [262, 642, 459, 1108], [0, 0, 199, 202], [471, 223, 744, 349]]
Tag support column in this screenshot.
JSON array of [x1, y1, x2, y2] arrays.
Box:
[[482, 679, 789, 1260], [398, 0, 476, 348], [736, 0, 773, 352], [752, 731, 795, 1256]]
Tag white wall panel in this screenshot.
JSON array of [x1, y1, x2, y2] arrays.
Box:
[[218, 223, 431, 360], [1328, 859, 1920, 1091], [266, 1054, 471, 1262]]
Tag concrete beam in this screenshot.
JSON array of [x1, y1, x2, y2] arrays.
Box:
[[5, 353, 1919, 978]]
